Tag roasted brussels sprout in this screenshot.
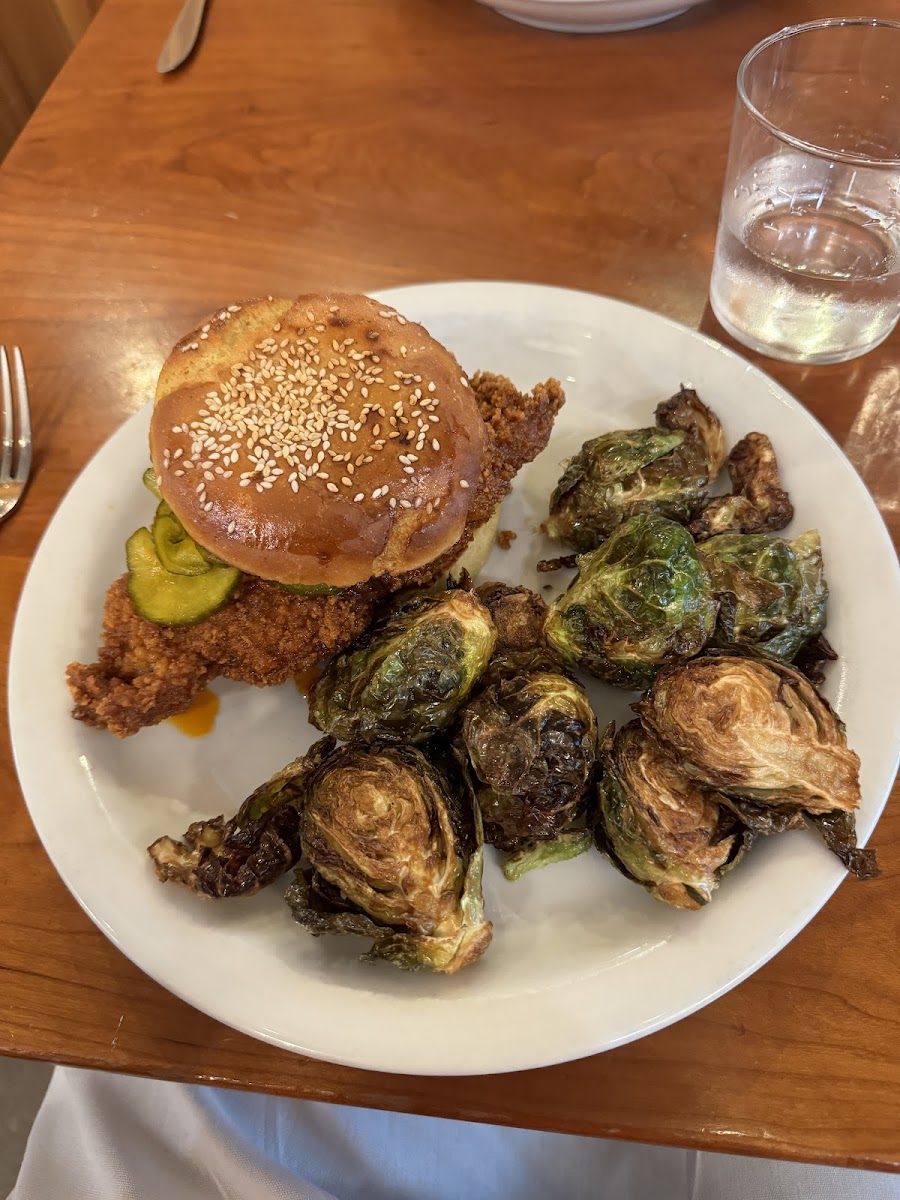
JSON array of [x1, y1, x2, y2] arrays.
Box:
[[543, 388, 725, 551], [700, 530, 827, 663], [691, 433, 793, 540], [595, 721, 749, 909], [148, 736, 335, 898], [635, 656, 861, 814], [545, 513, 718, 690], [309, 588, 497, 744], [286, 741, 491, 973], [475, 581, 549, 652], [461, 664, 597, 852]]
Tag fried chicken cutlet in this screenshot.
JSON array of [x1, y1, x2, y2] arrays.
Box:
[[67, 370, 564, 736]]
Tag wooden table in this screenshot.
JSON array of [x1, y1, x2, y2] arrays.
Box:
[[1, 0, 898, 1173]]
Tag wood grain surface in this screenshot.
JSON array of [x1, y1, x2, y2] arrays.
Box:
[[1, 0, 899, 1171]]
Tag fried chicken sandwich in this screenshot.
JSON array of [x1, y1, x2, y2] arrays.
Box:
[[68, 293, 564, 736]]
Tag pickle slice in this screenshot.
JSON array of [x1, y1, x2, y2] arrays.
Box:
[[142, 467, 163, 499], [152, 503, 210, 577], [279, 582, 343, 597], [126, 528, 241, 626]]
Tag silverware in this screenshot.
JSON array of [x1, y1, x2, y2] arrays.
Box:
[[0, 347, 32, 525], [156, 0, 209, 74]]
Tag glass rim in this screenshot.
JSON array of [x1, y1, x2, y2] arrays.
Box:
[[737, 16, 900, 169]]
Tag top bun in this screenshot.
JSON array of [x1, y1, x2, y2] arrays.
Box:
[[149, 294, 486, 587]]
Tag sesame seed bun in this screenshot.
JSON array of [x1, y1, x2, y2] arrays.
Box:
[[149, 294, 487, 588]]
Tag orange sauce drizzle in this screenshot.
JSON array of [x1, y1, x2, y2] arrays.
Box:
[[294, 666, 323, 698], [169, 687, 220, 737]]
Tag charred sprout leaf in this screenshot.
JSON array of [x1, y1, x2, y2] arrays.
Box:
[[461, 665, 597, 851], [635, 656, 861, 814], [475, 582, 549, 652], [308, 588, 497, 744], [716, 793, 807, 835], [691, 433, 793, 540], [700, 530, 827, 662], [654, 387, 727, 482], [793, 632, 838, 686], [543, 388, 725, 551], [147, 736, 336, 897], [286, 741, 491, 973], [545, 513, 717, 690], [810, 810, 880, 879], [595, 721, 749, 910], [719, 794, 879, 879], [502, 830, 593, 881], [536, 553, 579, 573]]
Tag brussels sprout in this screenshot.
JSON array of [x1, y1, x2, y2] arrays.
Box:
[[595, 721, 749, 909], [691, 433, 793, 541], [309, 588, 497, 744], [461, 665, 597, 852], [475, 581, 549, 652], [286, 741, 492, 974], [148, 737, 335, 898], [545, 513, 718, 690], [700, 530, 827, 663], [635, 655, 861, 815], [543, 388, 725, 551]]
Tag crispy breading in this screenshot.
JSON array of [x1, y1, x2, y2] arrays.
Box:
[[67, 578, 381, 737], [67, 372, 565, 736], [400, 374, 565, 586]]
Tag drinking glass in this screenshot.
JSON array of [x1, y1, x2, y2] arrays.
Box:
[[709, 18, 900, 365]]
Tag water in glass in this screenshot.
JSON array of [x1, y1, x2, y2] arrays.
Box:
[[711, 156, 900, 364]]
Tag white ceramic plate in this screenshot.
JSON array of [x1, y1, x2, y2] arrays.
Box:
[[477, 0, 698, 35], [9, 282, 900, 1076]]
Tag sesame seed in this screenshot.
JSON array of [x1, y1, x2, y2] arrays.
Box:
[[400, 499, 412, 509], [174, 469, 185, 476], [326, 482, 339, 493], [227, 521, 236, 534], [342, 476, 352, 487], [460, 479, 469, 488], [354, 493, 364, 502], [227, 305, 241, 313], [403, 466, 415, 475], [201, 324, 211, 333], [428, 382, 436, 392], [432, 439, 440, 451], [274, 323, 282, 332]]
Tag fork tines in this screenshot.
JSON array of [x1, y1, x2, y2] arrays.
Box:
[[0, 347, 32, 522]]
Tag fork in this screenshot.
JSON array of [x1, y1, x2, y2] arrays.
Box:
[[0, 347, 32, 524]]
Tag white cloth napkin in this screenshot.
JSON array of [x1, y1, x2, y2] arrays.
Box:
[[9, 1066, 900, 1200]]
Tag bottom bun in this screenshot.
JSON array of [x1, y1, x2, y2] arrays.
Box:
[[447, 508, 502, 582]]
